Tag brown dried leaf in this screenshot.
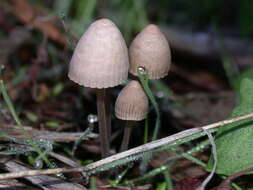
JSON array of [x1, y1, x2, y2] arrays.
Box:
[[9, 0, 67, 46]]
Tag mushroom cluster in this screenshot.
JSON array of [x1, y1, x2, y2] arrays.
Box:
[[115, 24, 171, 148], [68, 18, 171, 157]]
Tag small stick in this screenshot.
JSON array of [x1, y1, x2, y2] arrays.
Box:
[[0, 112, 253, 180], [1, 125, 98, 142]]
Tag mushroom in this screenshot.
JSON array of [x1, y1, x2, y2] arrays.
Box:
[[68, 18, 129, 158], [129, 24, 171, 141], [115, 80, 149, 152], [129, 24, 171, 79]]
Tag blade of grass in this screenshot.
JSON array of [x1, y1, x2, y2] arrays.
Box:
[[0, 79, 53, 168], [72, 123, 94, 156], [125, 162, 173, 185], [163, 170, 173, 190]]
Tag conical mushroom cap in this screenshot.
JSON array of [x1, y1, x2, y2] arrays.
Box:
[[115, 80, 149, 121], [129, 24, 171, 79], [68, 18, 129, 88]]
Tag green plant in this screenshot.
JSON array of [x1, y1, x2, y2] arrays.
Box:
[[72, 114, 97, 156], [0, 74, 54, 168], [208, 78, 253, 175]]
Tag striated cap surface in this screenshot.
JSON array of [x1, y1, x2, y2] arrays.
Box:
[[129, 24, 171, 79], [68, 18, 129, 88], [115, 80, 149, 121]]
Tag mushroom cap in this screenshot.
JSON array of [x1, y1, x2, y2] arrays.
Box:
[[68, 18, 129, 88], [129, 24, 171, 79], [115, 80, 149, 121]]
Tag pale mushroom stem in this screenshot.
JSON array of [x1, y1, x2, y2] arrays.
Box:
[[120, 121, 134, 152], [96, 89, 111, 158]]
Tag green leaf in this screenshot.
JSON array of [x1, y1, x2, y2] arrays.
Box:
[[156, 182, 167, 190], [51, 83, 64, 97], [235, 66, 253, 91], [207, 78, 253, 175], [44, 121, 59, 128], [25, 112, 38, 122]]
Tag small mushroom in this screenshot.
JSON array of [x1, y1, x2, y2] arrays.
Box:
[[115, 80, 149, 152], [68, 18, 129, 158], [129, 24, 171, 79]]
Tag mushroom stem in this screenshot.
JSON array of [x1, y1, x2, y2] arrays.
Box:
[[120, 121, 134, 152], [96, 89, 111, 158]]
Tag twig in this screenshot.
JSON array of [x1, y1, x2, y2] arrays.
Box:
[[2, 160, 87, 190], [1, 124, 98, 142], [48, 152, 79, 168], [0, 112, 253, 180]]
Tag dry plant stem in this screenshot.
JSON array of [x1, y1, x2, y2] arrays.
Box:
[[96, 88, 111, 158], [1, 125, 98, 142], [120, 121, 134, 152], [1, 112, 253, 180]]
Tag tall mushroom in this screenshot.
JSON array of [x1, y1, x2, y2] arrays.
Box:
[[115, 80, 149, 152], [129, 24, 171, 79], [129, 24, 171, 141], [68, 18, 129, 158]]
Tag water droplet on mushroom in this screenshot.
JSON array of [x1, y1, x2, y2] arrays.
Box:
[[137, 66, 147, 76], [87, 114, 98, 124]]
